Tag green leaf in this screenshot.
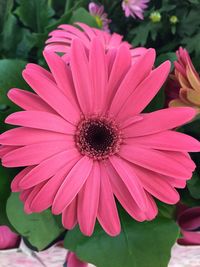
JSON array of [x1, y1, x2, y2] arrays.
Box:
[[187, 172, 200, 199], [64, 209, 179, 267], [156, 52, 177, 71], [6, 193, 65, 250], [69, 7, 98, 28], [15, 0, 55, 32], [0, 59, 30, 132], [0, 165, 13, 226]]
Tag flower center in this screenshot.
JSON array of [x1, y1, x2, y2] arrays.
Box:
[[75, 117, 121, 160]]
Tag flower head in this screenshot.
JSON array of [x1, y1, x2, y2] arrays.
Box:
[[169, 47, 200, 111], [170, 15, 178, 24], [0, 226, 20, 249], [177, 206, 200, 245], [149, 11, 161, 23], [89, 2, 111, 32], [45, 22, 147, 62], [122, 0, 150, 19], [65, 252, 88, 267], [0, 29, 199, 237]]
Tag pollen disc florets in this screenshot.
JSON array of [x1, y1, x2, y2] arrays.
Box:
[[75, 116, 122, 160]]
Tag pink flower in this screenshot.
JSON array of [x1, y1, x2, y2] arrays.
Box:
[[88, 2, 111, 32], [45, 23, 147, 62], [169, 47, 200, 111], [122, 0, 150, 19], [66, 252, 88, 267], [177, 206, 200, 246], [0, 226, 20, 249], [0, 33, 199, 237]]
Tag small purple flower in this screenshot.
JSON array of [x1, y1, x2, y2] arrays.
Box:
[[89, 2, 111, 32], [122, 0, 150, 20]]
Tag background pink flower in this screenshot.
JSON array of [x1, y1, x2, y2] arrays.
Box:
[[122, 0, 150, 19], [45, 23, 147, 62], [89, 2, 111, 32], [0, 30, 199, 238], [0, 226, 20, 250], [66, 252, 88, 267]]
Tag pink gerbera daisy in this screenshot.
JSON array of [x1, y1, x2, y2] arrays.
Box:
[[0, 36, 199, 237], [45, 22, 147, 62], [122, 0, 150, 19], [88, 2, 111, 33]]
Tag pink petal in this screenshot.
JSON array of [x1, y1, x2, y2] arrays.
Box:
[[8, 89, 56, 113], [0, 145, 20, 158], [125, 130, 200, 152], [97, 163, 121, 236], [19, 148, 78, 189], [19, 188, 33, 202], [145, 193, 158, 220], [78, 161, 100, 236], [123, 107, 196, 137], [29, 157, 80, 212], [105, 161, 147, 221], [24, 181, 47, 214], [75, 22, 96, 40], [0, 127, 67, 146], [62, 197, 78, 230], [2, 140, 71, 167], [109, 49, 156, 116], [71, 39, 93, 114], [117, 61, 171, 120], [89, 38, 107, 114], [5, 111, 75, 134], [119, 145, 193, 179], [106, 44, 131, 108], [22, 68, 79, 124], [109, 156, 147, 211], [11, 166, 35, 192], [132, 165, 180, 204], [52, 156, 93, 214], [43, 51, 79, 108]]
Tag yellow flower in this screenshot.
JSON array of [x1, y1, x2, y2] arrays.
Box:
[[149, 11, 161, 23], [170, 15, 178, 24]]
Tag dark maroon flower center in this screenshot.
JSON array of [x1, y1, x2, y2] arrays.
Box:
[[75, 117, 121, 160]]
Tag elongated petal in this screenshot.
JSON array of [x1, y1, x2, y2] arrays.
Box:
[[0, 127, 68, 146], [62, 198, 78, 230], [0, 145, 19, 158], [109, 49, 156, 116], [109, 156, 147, 211], [23, 68, 79, 124], [8, 89, 56, 113], [125, 130, 200, 152], [71, 39, 93, 114], [24, 181, 47, 214], [106, 44, 131, 108], [52, 156, 93, 214], [5, 111, 75, 134], [117, 61, 171, 120], [2, 140, 71, 167], [120, 145, 193, 179], [89, 38, 107, 114], [105, 161, 147, 221], [43, 51, 78, 107], [133, 165, 180, 204], [179, 207, 200, 230], [97, 163, 121, 236], [123, 107, 196, 137], [78, 161, 100, 236], [19, 149, 78, 189], [11, 166, 35, 192], [29, 157, 80, 212]]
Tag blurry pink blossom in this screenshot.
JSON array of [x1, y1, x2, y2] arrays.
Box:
[[0, 226, 20, 250], [122, 0, 150, 19]]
